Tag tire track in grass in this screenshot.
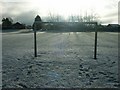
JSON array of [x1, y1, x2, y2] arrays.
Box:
[[72, 32, 94, 58], [36, 32, 81, 87], [37, 33, 63, 52], [45, 33, 70, 57], [37, 32, 61, 41], [51, 33, 80, 87], [96, 32, 118, 57], [96, 32, 118, 48]]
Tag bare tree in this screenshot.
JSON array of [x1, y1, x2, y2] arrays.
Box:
[[67, 12, 99, 22], [82, 12, 100, 22], [68, 15, 76, 22], [74, 15, 83, 22], [45, 12, 65, 22]]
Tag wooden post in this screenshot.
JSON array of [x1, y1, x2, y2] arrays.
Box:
[[94, 31, 97, 59], [33, 15, 42, 57], [34, 28, 37, 57]]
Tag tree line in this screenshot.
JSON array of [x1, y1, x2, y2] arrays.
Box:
[[2, 12, 100, 30], [2, 17, 26, 30], [43, 12, 99, 22]]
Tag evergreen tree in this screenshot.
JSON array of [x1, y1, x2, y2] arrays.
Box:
[[2, 18, 13, 29]]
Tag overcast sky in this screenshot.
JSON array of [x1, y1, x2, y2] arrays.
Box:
[[1, 0, 119, 25]]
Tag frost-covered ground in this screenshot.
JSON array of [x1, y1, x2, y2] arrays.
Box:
[[2, 29, 119, 88]]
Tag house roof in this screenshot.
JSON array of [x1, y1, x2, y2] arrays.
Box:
[[107, 24, 120, 27]]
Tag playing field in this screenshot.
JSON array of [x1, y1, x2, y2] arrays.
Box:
[[2, 29, 119, 88]]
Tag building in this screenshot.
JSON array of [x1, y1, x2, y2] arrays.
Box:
[[107, 24, 120, 27], [12, 22, 25, 29]]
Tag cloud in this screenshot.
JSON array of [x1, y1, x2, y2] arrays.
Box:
[[14, 11, 37, 25], [99, 7, 118, 24], [2, 0, 29, 2], [119, 1, 120, 24], [101, 15, 118, 24], [1, 0, 119, 25], [2, 2, 33, 15], [104, 0, 118, 9], [104, 11, 118, 18], [1, 2, 38, 25]]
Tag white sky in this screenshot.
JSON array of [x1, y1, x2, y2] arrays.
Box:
[[1, 0, 120, 25]]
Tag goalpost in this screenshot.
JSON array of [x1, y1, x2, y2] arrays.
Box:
[[33, 21, 98, 59]]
